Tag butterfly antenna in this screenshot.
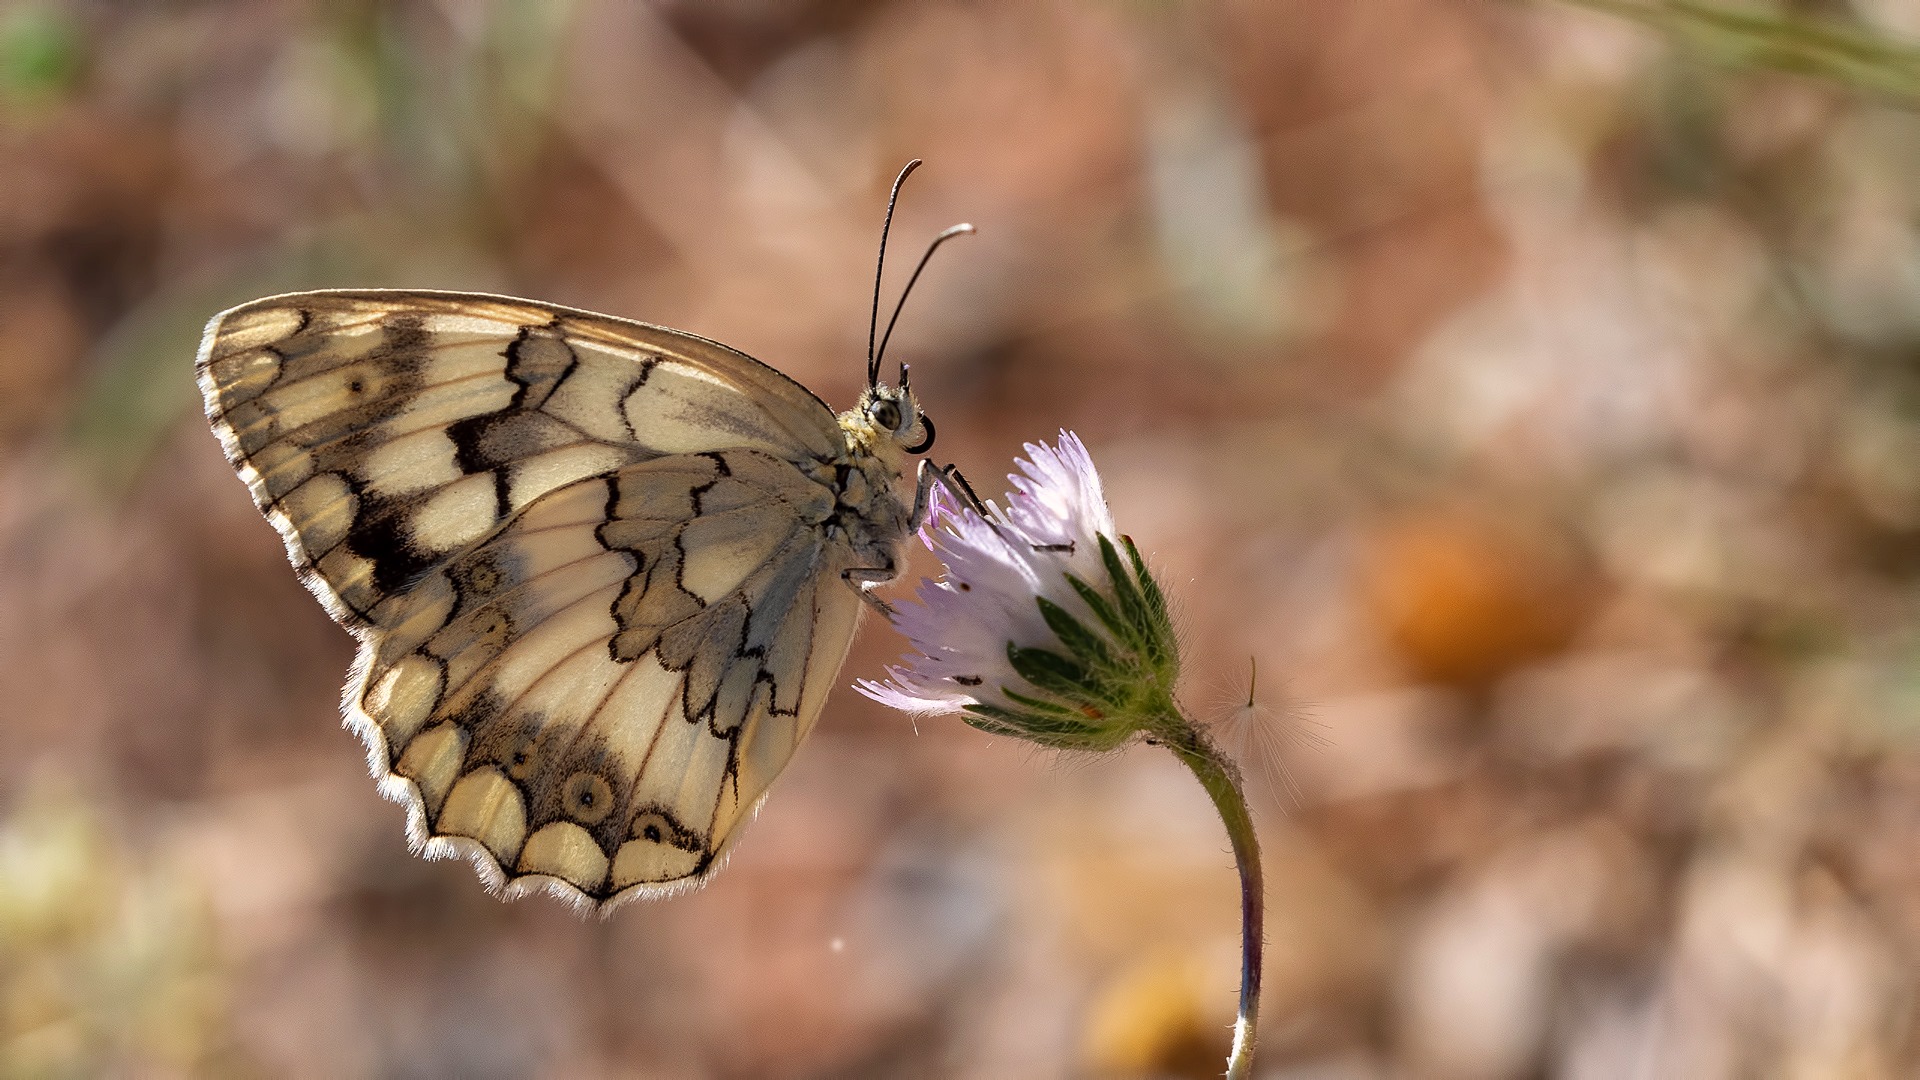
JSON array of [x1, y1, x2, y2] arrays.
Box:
[[875, 223, 975, 384], [869, 159, 923, 388]]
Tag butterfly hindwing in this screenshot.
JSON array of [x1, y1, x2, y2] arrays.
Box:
[[197, 291, 878, 908], [355, 449, 862, 903]]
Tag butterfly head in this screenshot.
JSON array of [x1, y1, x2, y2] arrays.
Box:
[[858, 161, 971, 463], [853, 373, 935, 455]]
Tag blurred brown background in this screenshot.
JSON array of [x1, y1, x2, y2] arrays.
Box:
[[5, 1, 1920, 1077]]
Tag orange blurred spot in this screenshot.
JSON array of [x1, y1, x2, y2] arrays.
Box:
[[1362, 512, 1588, 689], [1080, 948, 1233, 1079]]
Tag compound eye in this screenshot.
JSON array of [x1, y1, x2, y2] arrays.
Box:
[[869, 398, 902, 433]]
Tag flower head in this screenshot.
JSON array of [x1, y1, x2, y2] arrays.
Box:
[[858, 432, 1181, 751], [861, 430, 1266, 1079]]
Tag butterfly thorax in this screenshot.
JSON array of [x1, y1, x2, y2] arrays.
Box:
[[828, 407, 919, 584]]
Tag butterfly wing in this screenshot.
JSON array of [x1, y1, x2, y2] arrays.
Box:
[[198, 291, 867, 907], [355, 449, 861, 905], [197, 289, 845, 628]]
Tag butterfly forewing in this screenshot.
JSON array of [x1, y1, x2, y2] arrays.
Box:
[[199, 290, 884, 908]]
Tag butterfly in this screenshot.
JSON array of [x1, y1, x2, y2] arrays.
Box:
[[196, 163, 973, 910]]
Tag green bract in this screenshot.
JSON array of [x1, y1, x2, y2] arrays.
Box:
[[964, 535, 1181, 752]]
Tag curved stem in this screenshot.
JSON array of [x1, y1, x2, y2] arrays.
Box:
[[1164, 717, 1263, 1080]]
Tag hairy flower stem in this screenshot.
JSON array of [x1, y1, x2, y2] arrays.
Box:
[[1157, 713, 1263, 1080]]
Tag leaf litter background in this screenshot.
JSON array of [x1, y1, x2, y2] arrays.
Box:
[[4, 1, 1920, 1077]]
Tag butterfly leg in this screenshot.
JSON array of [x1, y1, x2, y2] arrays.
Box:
[[925, 461, 1011, 544], [919, 460, 993, 523], [908, 460, 940, 528], [941, 462, 993, 516], [842, 564, 898, 617]]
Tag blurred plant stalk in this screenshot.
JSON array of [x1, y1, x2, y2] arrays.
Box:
[[1157, 715, 1264, 1080], [1550, 0, 1920, 104]]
